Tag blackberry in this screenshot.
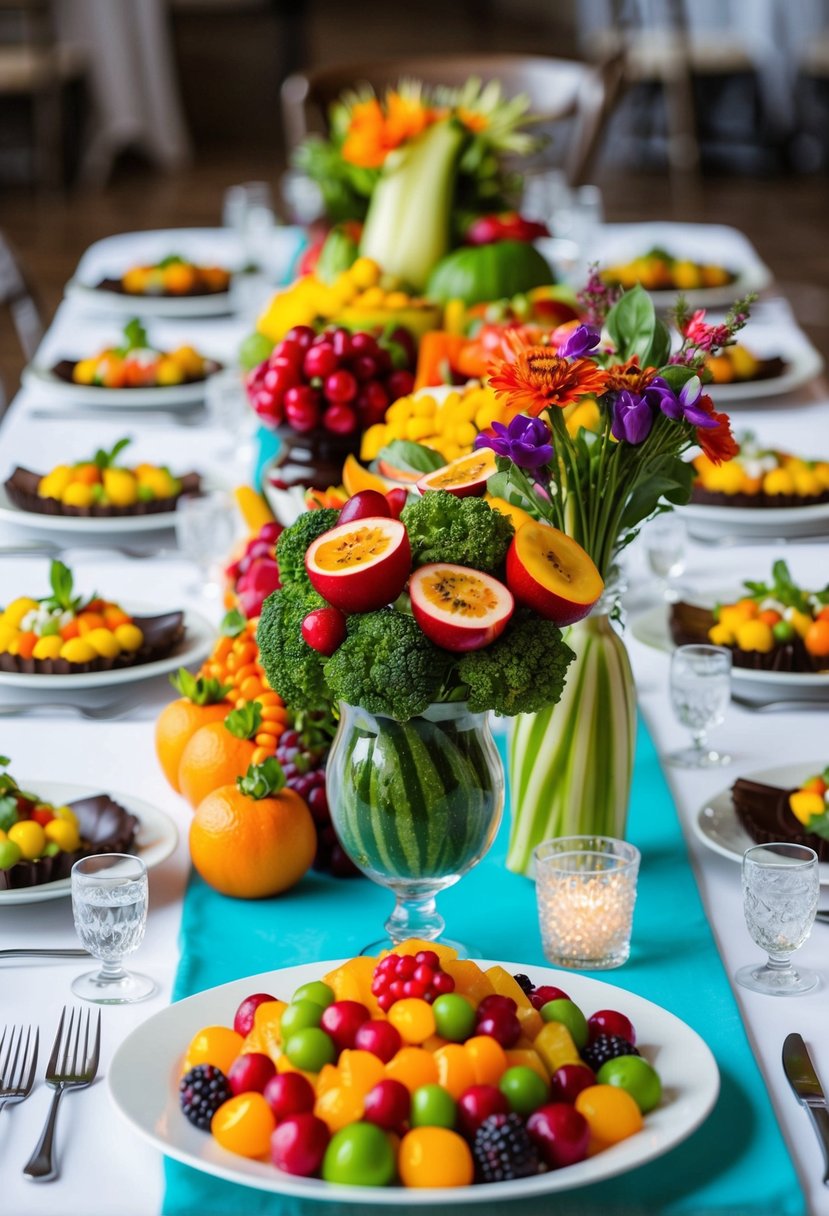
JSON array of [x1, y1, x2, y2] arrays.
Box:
[[512, 973, 534, 996], [179, 1064, 232, 1130], [581, 1033, 640, 1072], [472, 1112, 541, 1183]]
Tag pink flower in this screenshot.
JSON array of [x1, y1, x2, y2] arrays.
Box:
[[685, 309, 731, 352]]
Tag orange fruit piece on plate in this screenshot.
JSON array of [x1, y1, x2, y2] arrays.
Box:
[[315, 1084, 365, 1133], [182, 1025, 244, 1075], [385, 1047, 439, 1092], [434, 1043, 476, 1098], [398, 1127, 473, 1188], [211, 1093, 275, 1158], [463, 1034, 508, 1086]]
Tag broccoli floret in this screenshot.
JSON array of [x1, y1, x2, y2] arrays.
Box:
[[275, 508, 339, 588], [457, 613, 575, 716], [401, 491, 514, 573], [324, 608, 450, 720], [257, 585, 332, 712]]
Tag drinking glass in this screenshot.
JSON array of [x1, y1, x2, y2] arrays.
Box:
[[645, 515, 687, 600], [175, 490, 237, 597], [668, 644, 732, 768], [71, 854, 154, 1004], [205, 367, 255, 467], [222, 181, 276, 270], [737, 843, 819, 996]]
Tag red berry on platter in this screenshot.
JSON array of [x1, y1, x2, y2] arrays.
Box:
[[477, 994, 517, 1019], [264, 360, 300, 392], [387, 326, 416, 367], [363, 1079, 411, 1133], [530, 984, 570, 1011], [414, 950, 439, 968], [357, 380, 389, 413], [587, 1010, 636, 1045], [284, 386, 321, 433], [323, 369, 358, 404], [351, 355, 380, 383], [264, 1071, 316, 1121], [349, 331, 379, 355], [476, 1009, 521, 1049], [526, 1103, 590, 1169], [227, 1051, 276, 1096], [31, 807, 54, 828], [385, 488, 408, 519], [457, 1084, 510, 1138], [549, 1063, 595, 1105], [337, 490, 392, 525], [303, 343, 338, 380], [320, 1000, 371, 1051], [322, 404, 359, 435], [386, 369, 415, 400], [274, 339, 305, 369], [270, 1113, 330, 1176], [284, 325, 315, 349], [330, 328, 353, 359], [233, 992, 277, 1036], [301, 607, 347, 656], [258, 521, 283, 544], [353, 1019, 402, 1063]]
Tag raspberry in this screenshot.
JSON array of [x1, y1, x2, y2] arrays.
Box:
[[512, 973, 534, 996], [472, 1112, 541, 1183], [581, 1034, 640, 1072], [371, 950, 455, 1011], [179, 1064, 232, 1130]]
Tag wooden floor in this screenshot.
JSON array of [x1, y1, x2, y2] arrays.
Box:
[[1, 154, 828, 400]]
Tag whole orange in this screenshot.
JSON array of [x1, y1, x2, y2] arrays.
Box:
[[189, 783, 316, 898], [178, 721, 256, 810], [155, 699, 228, 792]]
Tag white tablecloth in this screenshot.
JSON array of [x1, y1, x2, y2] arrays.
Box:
[[1, 225, 828, 1215]]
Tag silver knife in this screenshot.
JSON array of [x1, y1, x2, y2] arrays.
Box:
[[783, 1033, 829, 1185], [0, 949, 90, 960]]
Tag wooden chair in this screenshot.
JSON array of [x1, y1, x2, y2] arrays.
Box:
[[0, 230, 45, 365], [281, 52, 625, 187]]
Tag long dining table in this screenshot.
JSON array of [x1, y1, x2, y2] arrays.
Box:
[[0, 224, 827, 1215]]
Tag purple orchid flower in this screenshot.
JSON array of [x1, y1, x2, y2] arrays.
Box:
[[559, 324, 601, 359], [652, 375, 717, 429], [475, 414, 554, 469], [611, 390, 654, 445]]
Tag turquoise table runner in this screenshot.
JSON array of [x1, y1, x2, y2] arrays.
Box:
[[164, 720, 803, 1216]]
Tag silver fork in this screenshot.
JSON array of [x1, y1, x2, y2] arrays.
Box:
[[0, 699, 137, 720], [23, 1007, 101, 1182], [0, 1024, 39, 1113]]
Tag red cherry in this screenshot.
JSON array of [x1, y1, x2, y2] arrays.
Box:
[[387, 369, 415, 400], [301, 607, 347, 656], [414, 951, 439, 969], [337, 490, 391, 524], [587, 1009, 636, 1045], [303, 344, 338, 379], [284, 325, 316, 349], [395, 955, 416, 979], [233, 992, 277, 1036], [386, 326, 416, 367], [275, 339, 305, 369], [477, 994, 517, 1018], [476, 1009, 521, 1049], [430, 971, 454, 995], [330, 328, 353, 359], [227, 1051, 275, 1096], [31, 807, 54, 827], [351, 354, 380, 382], [526, 1103, 590, 1169], [258, 521, 283, 544], [457, 1084, 510, 1138], [349, 331, 379, 355], [320, 1000, 370, 1051], [264, 1071, 316, 1121], [264, 359, 300, 392], [322, 403, 358, 435], [270, 1113, 329, 1176], [354, 1019, 402, 1063], [363, 1079, 410, 1133], [358, 380, 389, 412], [385, 488, 408, 519], [284, 386, 321, 433], [324, 369, 358, 404], [402, 979, 427, 999], [549, 1063, 595, 1104], [529, 985, 570, 1011]]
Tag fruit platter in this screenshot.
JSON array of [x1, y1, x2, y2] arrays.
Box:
[[0, 560, 212, 690], [108, 947, 718, 1201], [0, 761, 177, 904], [601, 247, 737, 295], [95, 255, 231, 300], [22, 319, 222, 409]]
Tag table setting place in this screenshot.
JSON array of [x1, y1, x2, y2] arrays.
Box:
[[2, 79, 829, 1216]]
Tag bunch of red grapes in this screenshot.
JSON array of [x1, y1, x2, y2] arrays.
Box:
[[246, 325, 416, 436]]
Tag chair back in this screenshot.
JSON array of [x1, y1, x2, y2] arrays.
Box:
[[0, 231, 45, 361]]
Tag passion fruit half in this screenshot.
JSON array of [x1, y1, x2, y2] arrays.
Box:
[[416, 448, 497, 498], [506, 521, 603, 626], [305, 517, 411, 613], [410, 563, 514, 652]]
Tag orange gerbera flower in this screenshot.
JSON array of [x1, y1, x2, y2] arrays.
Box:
[[342, 98, 388, 168], [384, 90, 432, 145], [693, 393, 739, 465], [603, 356, 658, 395], [489, 346, 609, 415]]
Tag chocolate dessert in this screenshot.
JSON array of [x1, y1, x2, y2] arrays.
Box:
[[4, 467, 201, 518], [732, 777, 829, 862], [669, 601, 826, 674], [0, 611, 185, 677]]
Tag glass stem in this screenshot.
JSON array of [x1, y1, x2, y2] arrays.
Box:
[[99, 959, 126, 981], [765, 951, 793, 973], [692, 729, 707, 754], [386, 894, 445, 944]]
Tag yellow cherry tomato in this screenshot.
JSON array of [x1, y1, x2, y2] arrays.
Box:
[[8, 820, 46, 860]]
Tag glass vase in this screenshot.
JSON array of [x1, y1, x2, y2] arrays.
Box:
[[327, 701, 504, 952], [506, 608, 636, 877]]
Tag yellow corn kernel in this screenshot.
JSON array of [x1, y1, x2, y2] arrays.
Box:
[[386, 397, 414, 422], [411, 396, 437, 417], [454, 421, 477, 447], [360, 425, 390, 462]]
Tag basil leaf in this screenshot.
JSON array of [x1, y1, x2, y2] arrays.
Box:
[[377, 441, 444, 475], [606, 285, 656, 364]]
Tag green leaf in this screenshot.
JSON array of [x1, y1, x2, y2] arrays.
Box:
[[220, 609, 247, 638], [158, 254, 184, 268], [644, 317, 672, 368], [618, 457, 694, 531], [237, 757, 286, 800], [169, 667, 231, 706], [123, 318, 148, 351], [658, 364, 698, 391], [377, 440, 445, 475], [48, 560, 74, 611], [225, 701, 263, 740], [606, 285, 656, 364]]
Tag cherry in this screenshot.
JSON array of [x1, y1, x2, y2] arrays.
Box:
[[356, 379, 389, 418], [526, 1103, 590, 1169], [275, 339, 305, 369], [233, 992, 277, 1036], [353, 1019, 402, 1063], [329, 328, 353, 359], [337, 490, 391, 524], [284, 325, 315, 349], [324, 369, 358, 404], [549, 1063, 595, 1104], [270, 1113, 329, 1176], [301, 607, 347, 656], [363, 1079, 410, 1133], [320, 1000, 370, 1051], [477, 995, 517, 1019], [476, 1008, 521, 1049], [322, 404, 358, 435], [227, 1051, 275, 1096], [386, 369, 415, 400], [303, 344, 338, 380], [587, 1009, 636, 1046], [385, 488, 408, 519], [263, 1071, 316, 1121], [530, 984, 570, 1011], [387, 326, 416, 366], [351, 354, 380, 382], [457, 1084, 510, 1138], [258, 521, 283, 544], [349, 331, 379, 355], [284, 387, 321, 433]]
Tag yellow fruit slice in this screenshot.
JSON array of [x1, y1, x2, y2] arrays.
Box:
[[233, 485, 275, 533], [342, 453, 395, 496]]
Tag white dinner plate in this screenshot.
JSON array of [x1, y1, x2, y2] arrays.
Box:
[[0, 483, 185, 535], [108, 957, 719, 1204], [0, 606, 213, 691], [630, 601, 829, 703], [681, 498, 829, 542], [707, 343, 825, 405], [65, 279, 234, 319], [0, 781, 178, 905], [694, 761, 829, 885], [21, 365, 218, 410]]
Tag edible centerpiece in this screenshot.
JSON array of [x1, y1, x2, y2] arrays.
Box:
[[54, 319, 220, 389]]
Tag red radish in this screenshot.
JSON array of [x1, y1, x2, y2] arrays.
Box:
[[301, 607, 347, 655], [305, 517, 411, 613], [338, 490, 391, 524], [409, 563, 513, 652]]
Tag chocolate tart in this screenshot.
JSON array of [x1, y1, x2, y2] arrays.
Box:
[[0, 794, 139, 891], [4, 467, 202, 518], [731, 777, 829, 862], [50, 358, 223, 386], [669, 601, 827, 675], [95, 276, 230, 298], [0, 611, 185, 677], [690, 484, 829, 512]]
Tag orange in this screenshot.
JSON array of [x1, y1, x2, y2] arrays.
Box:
[[315, 1085, 365, 1133], [463, 1034, 508, 1086], [575, 1085, 643, 1148], [385, 1047, 439, 1093], [805, 619, 829, 659], [178, 721, 257, 809], [337, 1050, 385, 1094], [211, 1093, 275, 1158], [388, 998, 436, 1045], [182, 1025, 244, 1074], [398, 1128, 473, 1188], [155, 699, 228, 793], [434, 1044, 475, 1098], [189, 782, 316, 899]]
